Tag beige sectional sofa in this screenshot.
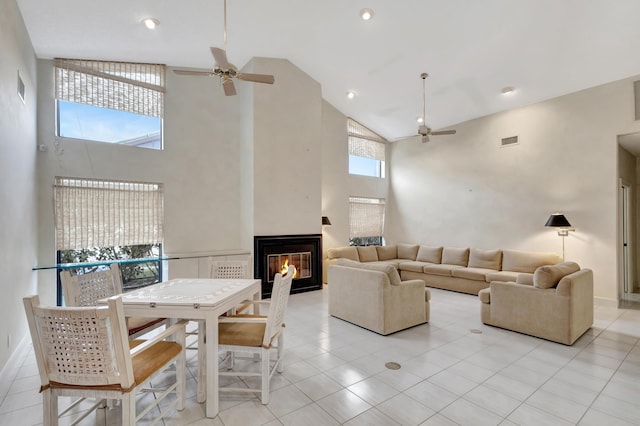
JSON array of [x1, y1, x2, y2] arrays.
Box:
[[328, 258, 430, 335], [324, 243, 562, 295], [479, 262, 593, 345]]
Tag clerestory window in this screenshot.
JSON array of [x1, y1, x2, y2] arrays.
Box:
[[54, 59, 165, 149], [348, 118, 387, 178]]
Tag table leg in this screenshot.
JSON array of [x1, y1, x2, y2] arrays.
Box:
[[196, 320, 206, 403], [205, 314, 219, 418]]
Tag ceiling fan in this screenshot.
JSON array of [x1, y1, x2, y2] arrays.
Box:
[[172, 0, 274, 96], [398, 73, 456, 143]]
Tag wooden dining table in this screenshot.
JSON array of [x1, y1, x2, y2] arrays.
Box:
[[110, 278, 261, 418]]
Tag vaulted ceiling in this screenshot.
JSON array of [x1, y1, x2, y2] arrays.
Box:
[[16, 0, 640, 140]]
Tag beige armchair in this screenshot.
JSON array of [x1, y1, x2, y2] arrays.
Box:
[[328, 259, 429, 335], [479, 262, 593, 345]]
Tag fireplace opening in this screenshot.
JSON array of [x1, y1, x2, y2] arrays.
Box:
[[254, 234, 322, 297]]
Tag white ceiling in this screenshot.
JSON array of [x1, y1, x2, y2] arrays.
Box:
[[15, 0, 640, 141]]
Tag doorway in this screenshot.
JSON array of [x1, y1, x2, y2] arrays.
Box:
[[618, 133, 640, 302]]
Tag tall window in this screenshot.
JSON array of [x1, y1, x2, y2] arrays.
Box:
[[348, 118, 387, 178], [54, 177, 165, 301], [55, 59, 165, 149], [349, 196, 385, 246]]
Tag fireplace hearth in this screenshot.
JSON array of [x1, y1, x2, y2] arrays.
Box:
[[254, 234, 322, 297]]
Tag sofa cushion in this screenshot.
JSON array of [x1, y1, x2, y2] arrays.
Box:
[[501, 249, 560, 273], [478, 288, 491, 303], [357, 246, 379, 262], [452, 267, 495, 282], [516, 273, 534, 286], [416, 246, 443, 264], [468, 248, 502, 270], [327, 246, 359, 261], [397, 243, 420, 260], [533, 261, 581, 289], [441, 247, 470, 266], [423, 263, 464, 277], [399, 261, 433, 273], [376, 245, 397, 261], [335, 258, 401, 286], [486, 271, 519, 283]]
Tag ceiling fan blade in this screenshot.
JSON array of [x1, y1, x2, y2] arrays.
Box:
[[237, 73, 275, 84], [174, 69, 214, 76], [210, 47, 230, 69], [222, 78, 237, 96], [431, 130, 457, 136]]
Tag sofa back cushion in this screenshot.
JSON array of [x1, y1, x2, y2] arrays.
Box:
[[533, 261, 581, 289], [441, 247, 470, 266], [335, 258, 401, 286], [397, 243, 420, 260], [357, 246, 379, 262], [468, 248, 502, 270], [327, 246, 359, 261], [501, 249, 561, 273], [416, 246, 443, 264], [376, 245, 398, 261]]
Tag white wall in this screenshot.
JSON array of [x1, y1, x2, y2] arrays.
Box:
[[0, 0, 38, 368], [388, 76, 640, 301]]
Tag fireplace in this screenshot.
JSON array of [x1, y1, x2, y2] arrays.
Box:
[[254, 234, 322, 297]]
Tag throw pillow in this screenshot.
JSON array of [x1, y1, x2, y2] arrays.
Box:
[[357, 246, 379, 262], [441, 247, 470, 266], [533, 261, 581, 289], [397, 243, 420, 260], [468, 248, 502, 270], [416, 246, 443, 264], [376, 245, 397, 261]]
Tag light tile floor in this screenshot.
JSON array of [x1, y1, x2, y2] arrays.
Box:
[[2, 286, 640, 425]]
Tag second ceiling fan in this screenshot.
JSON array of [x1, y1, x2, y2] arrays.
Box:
[[399, 73, 456, 143], [173, 0, 274, 96]]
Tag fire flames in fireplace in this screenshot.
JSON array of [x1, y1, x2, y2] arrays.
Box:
[[268, 252, 310, 283], [280, 259, 299, 278]]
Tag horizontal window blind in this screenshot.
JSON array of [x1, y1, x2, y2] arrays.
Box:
[[54, 58, 166, 118], [54, 177, 164, 250], [349, 196, 385, 238], [348, 117, 386, 161]]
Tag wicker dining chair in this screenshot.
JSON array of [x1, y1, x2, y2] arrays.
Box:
[[23, 294, 186, 426], [60, 263, 167, 339], [218, 265, 295, 404]]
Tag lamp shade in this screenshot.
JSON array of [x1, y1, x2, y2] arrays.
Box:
[[322, 216, 332, 226], [545, 213, 571, 227]]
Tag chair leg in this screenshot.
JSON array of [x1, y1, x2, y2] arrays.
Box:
[[177, 331, 186, 411], [261, 348, 270, 404], [122, 393, 135, 426], [276, 333, 285, 373], [96, 399, 107, 424], [43, 388, 58, 426], [196, 320, 206, 403]]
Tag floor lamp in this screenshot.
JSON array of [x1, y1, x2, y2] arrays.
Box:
[[545, 213, 574, 260]]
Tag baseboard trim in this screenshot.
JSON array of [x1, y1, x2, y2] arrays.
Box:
[[594, 296, 619, 308], [0, 336, 30, 404]]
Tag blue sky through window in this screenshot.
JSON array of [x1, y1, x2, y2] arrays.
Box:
[[58, 101, 161, 144], [349, 155, 384, 178]]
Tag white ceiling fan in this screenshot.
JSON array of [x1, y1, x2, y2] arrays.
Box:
[[172, 0, 274, 96], [397, 73, 456, 143]]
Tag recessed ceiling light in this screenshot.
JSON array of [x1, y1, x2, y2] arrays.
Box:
[[360, 8, 374, 21], [347, 91, 357, 99], [142, 18, 159, 30], [417, 117, 424, 124], [501, 86, 515, 95]]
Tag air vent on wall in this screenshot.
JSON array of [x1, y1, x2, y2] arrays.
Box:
[[634, 80, 640, 121], [501, 136, 519, 147]]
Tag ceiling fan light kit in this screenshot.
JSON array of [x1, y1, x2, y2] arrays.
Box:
[[172, 0, 274, 96]]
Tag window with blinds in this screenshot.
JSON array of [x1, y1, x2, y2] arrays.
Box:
[[348, 118, 387, 178], [53, 177, 164, 250], [349, 196, 385, 246], [54, 58, 165, 149]]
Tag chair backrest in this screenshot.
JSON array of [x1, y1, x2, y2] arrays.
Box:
[[23, 294, 134, 389], [263, 265, 295, 347], [210, 257, 252, 279], [61, 264, 123, 307]]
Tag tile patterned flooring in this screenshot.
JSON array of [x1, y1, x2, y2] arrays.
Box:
[[2, 286, 640, 425]]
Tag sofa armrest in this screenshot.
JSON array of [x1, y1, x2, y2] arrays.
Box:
[[516, 273, 534, 286]]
